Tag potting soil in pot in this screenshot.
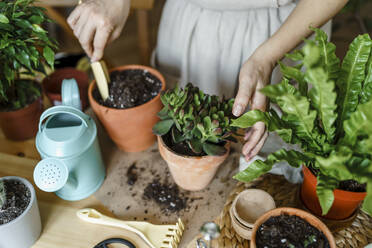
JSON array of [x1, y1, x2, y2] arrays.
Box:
[[256, 214, 330, 248], [0, 180, 31, 225], [93, 69, 162, 109], [309, 166, 366, 192]]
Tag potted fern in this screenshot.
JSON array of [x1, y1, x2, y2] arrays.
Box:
[[0, 0, 57, 140], [153, 83, 237, 191], [232, 28, 372, 220], [0, 177, 42, 248]]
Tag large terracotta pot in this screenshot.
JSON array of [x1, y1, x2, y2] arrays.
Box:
[[0, 96, 43, 141], [301, 166, 367, 220], [89, 65, 165, 152], [250, 207, 336, 248], [157, 136, 230, 191], [43, 67, 90, 110]]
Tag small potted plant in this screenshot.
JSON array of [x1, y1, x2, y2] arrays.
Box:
[[232, 28, 372, 220], [250, 207, 336, 248], [88, 65, 165, 152], [152, 83, 237, 191], [0, 0, 57, 140], [0, 176, 42, 248]]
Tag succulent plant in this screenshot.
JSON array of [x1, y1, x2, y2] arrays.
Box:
[[0, 180, 6, 209], [153, 83, 237, 156]]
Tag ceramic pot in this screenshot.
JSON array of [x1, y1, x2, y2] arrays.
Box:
[[89, 65, 165, 152], [250, 207, 336, 248], [0, 96, 43, 141], [301, 166, 366, 220], [157, 136, 230, 191], [43, 67, 90, 110], [0, 176, 42, 248]]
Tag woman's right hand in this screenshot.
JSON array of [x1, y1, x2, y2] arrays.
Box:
[[67, 0, 130, 62]]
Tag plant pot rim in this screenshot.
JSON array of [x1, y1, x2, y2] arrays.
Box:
[[251, 207, 336, 248], [157, 135, 230, 159], [302, 166, 367, 199], [88, 64, 166, 112], [0, 176, 35, 229]]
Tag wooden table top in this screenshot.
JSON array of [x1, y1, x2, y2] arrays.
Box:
[[0, 134, 150, 248]]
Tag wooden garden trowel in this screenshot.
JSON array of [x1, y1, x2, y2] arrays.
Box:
[[91, 60, 110, 101]]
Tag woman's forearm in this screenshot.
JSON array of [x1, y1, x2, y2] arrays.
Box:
[[254, 0, 348, 64]]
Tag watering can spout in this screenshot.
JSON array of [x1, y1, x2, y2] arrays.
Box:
[[62, 79, 82, 110]]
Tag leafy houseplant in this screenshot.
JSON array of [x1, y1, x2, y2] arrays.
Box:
[[153, 83, 237, 191], [0, 0, 57, 140], [232, 28, 372, 218], [153, 83, 237, 156]]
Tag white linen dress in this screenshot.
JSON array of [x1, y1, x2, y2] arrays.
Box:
[[154, 0, 331, 98]]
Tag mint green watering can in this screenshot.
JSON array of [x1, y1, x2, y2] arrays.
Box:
[[34, 79, 105, 201]]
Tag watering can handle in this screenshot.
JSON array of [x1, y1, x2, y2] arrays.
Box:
[[38, 106, 89, 132], [62, 79, 82, 110]]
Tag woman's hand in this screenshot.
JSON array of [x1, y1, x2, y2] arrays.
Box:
[[233, 51, 275, 161], [67, 0, 130, 62]]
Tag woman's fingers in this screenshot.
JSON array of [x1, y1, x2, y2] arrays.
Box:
[[233, 68, 255, 117], [245, 131, 268, 161], [67, 5, 82, 27], [91, 26, 112, 62], [242, 122, 266, 157], [79, 22, 96, 58]]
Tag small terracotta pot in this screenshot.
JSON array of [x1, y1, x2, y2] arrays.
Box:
[[250, 207, 336, 248], [157, 136, 230, 191], [301, 166, 366, 220], [89, 65, 165, 152], [43, 67, 90, 110], [0, 96, 43, 141]]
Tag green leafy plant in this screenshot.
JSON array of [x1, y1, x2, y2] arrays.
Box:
[[153, 83, 237, 156], [232, 28, 372, 216], [0, 180, 6, 209], [0, 0, 57, 110]]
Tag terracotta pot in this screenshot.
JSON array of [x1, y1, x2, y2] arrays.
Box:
[[0, 96, 43, 141], [301, 166, 366, 220], [250, 207, 336, 248], [89, 65, 165, 152], [43, 67, 90, 110], [157, 136, 230, 191]]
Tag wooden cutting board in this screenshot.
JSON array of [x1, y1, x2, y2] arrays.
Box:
[[0, 152, 151, 248]]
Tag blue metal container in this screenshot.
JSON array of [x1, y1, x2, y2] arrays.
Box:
[[34, 79, 105, 201]]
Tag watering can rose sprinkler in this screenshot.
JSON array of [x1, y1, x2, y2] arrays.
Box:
[[33, 79, 106, 201]]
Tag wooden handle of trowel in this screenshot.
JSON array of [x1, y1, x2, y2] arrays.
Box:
[[91, 60, 110, 101]]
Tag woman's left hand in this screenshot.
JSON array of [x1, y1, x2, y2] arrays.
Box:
[[233, 51, 275, 161]]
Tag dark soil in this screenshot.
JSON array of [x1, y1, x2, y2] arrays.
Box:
[[143, 180, 187, 213], [126, 162, 138, 186], [308, 166, 366, 193], [162, 131, 206, 157], [0, 180, 31, 225], [256, 214, 330, 248], [93, 69, 162, 109]]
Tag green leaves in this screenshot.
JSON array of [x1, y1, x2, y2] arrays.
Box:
[[152, 119, 174, 136], [0, 14, 9, 24], [316, 174, 338, 215], [154, 83, 237, 156], [303, 42, 338, 142], [336, 34, 372, 131], [362, 182, 372, 216], [0, 0, 57, 107], [43, 46, 55, 69], [343, 99, 372, 146], [234, 149, 311, 182], [261, 80, 321, 150]]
